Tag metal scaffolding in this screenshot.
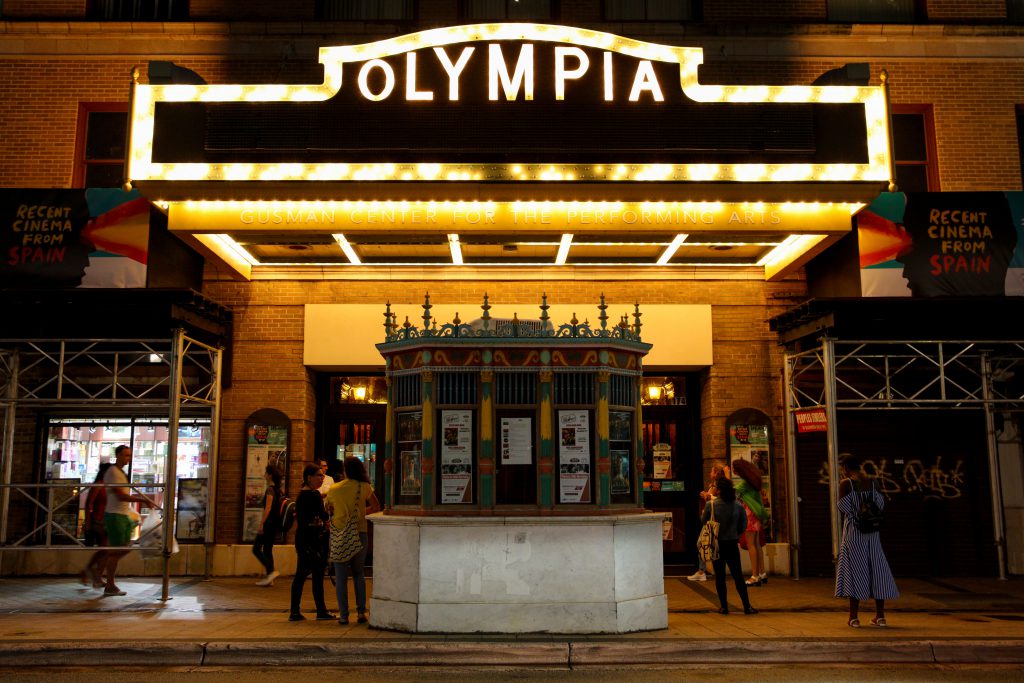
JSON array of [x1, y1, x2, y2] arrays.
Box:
[[784, 339, 1024, 580], [0, 330, 222, 600]]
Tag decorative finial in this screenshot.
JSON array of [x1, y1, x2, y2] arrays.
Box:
[[403, 316, 412, 329], [481, 293, 491, 332], [512, 311, 520, 337], [598, 293, 608, 331], [632, 302, 643, 337], [384, 302, 392, 339], [453, 311, 461, 325], [422, 292, 432, 331], [539, 293, 550, 333]]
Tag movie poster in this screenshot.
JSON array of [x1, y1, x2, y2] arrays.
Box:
[[558, 410, 591, 503], [176, 478, 208, 542], [440, 410, 472, 504]]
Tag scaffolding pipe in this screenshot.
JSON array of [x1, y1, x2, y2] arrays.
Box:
[[203, 345, 224, 579], [782, 353, 802, 579], [823, 338, 842, 561], [0, 352, 19, 573], [981, 353, 1008, 580], [161, 329, 184, 601]]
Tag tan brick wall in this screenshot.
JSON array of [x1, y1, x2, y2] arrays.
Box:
[[2, 0, 86, 17], [189, 0, 315, 20], [927, 1, 1007, 20], [704, 0, 825, 22]]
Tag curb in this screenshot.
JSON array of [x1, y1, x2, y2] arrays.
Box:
[[1, 639, 1023, 667]]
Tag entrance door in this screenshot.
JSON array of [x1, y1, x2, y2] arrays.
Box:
[[642, 400, 702, 571], [317, 375, 388, 564]]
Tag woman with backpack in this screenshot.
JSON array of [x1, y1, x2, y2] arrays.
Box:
[[702, 477, 757, 615], [254, 465, 283, 586], [835, 454, 899, 628]]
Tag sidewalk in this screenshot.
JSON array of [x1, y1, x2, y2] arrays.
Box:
[[1, 574, 1023, 667]]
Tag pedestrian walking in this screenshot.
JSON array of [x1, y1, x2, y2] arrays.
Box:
[[80, 463, 112, 589], [835, 454, 899, 628], [253, 464, 283, 587], [325, 457, 381, 625], [101, 445, 154, 597], [289, 464, 334, 622], [733, 458, 769, 586], [702, 477, 757, 615], [688, 461, 728, 582]]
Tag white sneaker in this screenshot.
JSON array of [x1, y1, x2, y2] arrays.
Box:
[[687, 571, 707, 582], [255, 570, 279, 587]]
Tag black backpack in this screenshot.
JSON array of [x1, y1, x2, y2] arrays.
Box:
[[277, 493, 296, 533], [856, 483, 884, 534]]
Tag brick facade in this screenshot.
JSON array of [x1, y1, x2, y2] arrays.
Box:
[[1, 1, 1022, 550]]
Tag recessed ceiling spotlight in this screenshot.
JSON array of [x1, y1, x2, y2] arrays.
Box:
[[710, 245, 734, 251]]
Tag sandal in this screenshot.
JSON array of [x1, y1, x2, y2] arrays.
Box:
[[848, 618, 860, 628], [871, 617, 888, 628]]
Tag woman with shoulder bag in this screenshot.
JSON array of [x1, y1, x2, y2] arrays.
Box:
[[288, 464, 334, 622], [835, 454, 899, 628], [702, 477, 757, 615], [325, 457, 381, 625]]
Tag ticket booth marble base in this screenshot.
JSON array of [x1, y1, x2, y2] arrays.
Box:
[[369, 513, 668, 634]]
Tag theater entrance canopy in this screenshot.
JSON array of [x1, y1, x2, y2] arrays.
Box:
[[125, 24, 892, 281]]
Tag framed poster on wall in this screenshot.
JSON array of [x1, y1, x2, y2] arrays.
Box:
[[243, 409, 290, 543], [176, 477, 209, 542], [726, 408, 774, 541]]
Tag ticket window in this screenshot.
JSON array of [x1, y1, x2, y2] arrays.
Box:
[[495, 372, 539, 506], [496, 408, 537, 505]]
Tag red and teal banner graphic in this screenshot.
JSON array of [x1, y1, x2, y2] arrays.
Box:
[[858, 192, 1023, 297], [0, 188, 150, 288]]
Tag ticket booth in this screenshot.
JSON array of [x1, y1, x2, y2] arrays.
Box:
[[369, 295, 668, 633]]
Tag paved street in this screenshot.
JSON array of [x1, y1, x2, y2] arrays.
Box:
[[0, 574, 1022, 670]]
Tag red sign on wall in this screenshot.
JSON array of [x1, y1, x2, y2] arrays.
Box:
[[794, 408, 828, 433]]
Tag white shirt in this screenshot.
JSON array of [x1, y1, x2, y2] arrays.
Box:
[[103, 464, 132, 516], [319, 474, 335, 496]]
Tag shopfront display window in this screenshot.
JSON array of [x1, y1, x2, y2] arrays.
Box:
[[45, 417, 211, 513]]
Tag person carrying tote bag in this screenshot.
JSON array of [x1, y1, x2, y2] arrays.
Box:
[[325, 457, 381, 625]]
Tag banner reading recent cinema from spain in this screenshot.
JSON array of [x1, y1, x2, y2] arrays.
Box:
[[0, 188, 150, 288], [858, 192, 1024, 297]]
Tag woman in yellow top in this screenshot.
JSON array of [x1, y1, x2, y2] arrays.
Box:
[[325, 457, 380, 625]]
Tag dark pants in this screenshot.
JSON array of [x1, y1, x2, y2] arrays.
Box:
[[712, 538, 752, 611], [252, 532, 276, 574], [290, 544, 328, 616]]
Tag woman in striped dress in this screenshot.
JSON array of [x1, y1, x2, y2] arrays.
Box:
[[835, 454, 899, 628]]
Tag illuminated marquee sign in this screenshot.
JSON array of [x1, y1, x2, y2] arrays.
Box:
[[173, 200, 860, 234], [127, 23, 892, 189]]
